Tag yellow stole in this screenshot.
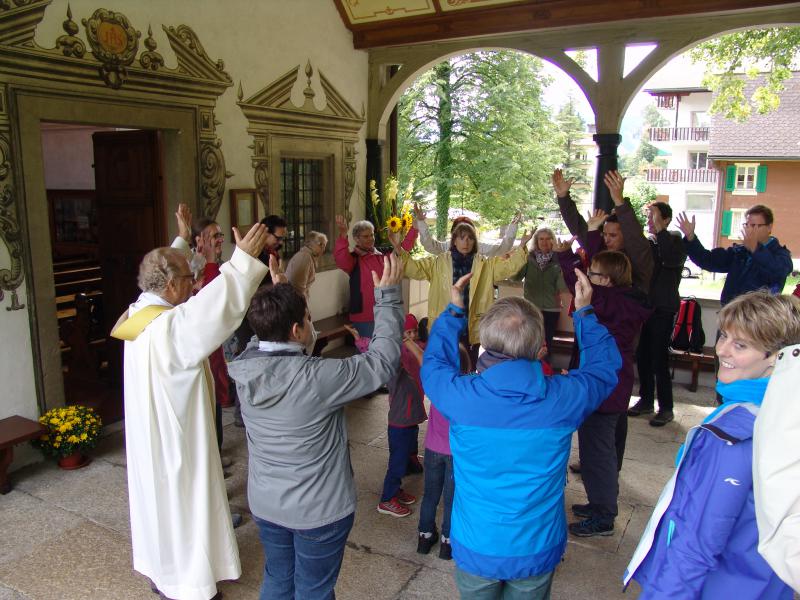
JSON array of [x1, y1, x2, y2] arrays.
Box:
[[110, 305, 172, 341]]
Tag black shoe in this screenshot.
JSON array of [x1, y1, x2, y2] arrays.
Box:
[[568, 517, 614, 537], [439, 539, 452, 560], [571, 503, 593, 518], [628, 400, 654, 417], [417, 527, 438, 555], [568, 462, 581, 474], [650, 411, 674, 427]]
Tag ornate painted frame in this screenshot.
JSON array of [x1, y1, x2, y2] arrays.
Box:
[[238, 61, 364, 268]]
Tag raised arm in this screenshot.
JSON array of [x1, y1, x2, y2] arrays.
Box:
[[478, 213, 521, 257], [333, 215, 356, 274], [553, 169, 590, 248], [413, 204, 448, 255]]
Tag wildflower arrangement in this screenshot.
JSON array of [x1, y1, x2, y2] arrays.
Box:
[[32, 405, 102, 459], [369, 175, 414, 238]]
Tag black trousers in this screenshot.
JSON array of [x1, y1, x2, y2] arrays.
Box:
[[542, 310, 560, 355], [636, 310, 676, 412], [578, 411, 621, 523]]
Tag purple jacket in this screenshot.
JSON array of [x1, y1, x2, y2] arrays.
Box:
[[626, 401, 792, 599], [557, 249, 652, 413]]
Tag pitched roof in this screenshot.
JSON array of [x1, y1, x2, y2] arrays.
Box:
[[709, 73, 800, 160]]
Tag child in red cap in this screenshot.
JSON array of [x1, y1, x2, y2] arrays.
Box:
[[345, 314, 428, 518]]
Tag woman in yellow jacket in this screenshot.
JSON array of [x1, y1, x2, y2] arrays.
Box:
[[395, 222, 531, 360]]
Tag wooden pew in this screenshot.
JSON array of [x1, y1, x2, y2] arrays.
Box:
[[0, 416, 48, 494]]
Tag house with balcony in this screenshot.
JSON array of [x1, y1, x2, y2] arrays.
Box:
[[708, 73, 800, 257], [643, 83, 718, 246]]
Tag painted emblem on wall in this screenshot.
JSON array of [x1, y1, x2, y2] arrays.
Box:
[[82, 9, 140, 89]]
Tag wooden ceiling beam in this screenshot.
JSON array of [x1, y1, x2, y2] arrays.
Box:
[[337, 0, 800, 49]]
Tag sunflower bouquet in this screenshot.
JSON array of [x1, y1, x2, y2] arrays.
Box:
[[32, 405, 102, 459], [369, 175, 414, 242]]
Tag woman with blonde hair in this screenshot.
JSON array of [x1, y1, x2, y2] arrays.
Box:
[[625, 291, 800, 599]]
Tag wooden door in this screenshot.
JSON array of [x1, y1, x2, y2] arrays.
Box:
[[92, 129, 164, 422]]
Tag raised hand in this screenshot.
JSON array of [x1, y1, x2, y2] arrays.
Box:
[[574, 268, 593, 310], [603, 171, 625, 206], [387, 230, 402, 250], [586, 208, 608, 232], [412, 202, 427, 223], [553, 236, 575, 253], [450, 273, 473, 309], [519, 228, 534, 248], [675, 212, 696, 241], [233, 223, 268, 258], [371, 252, 403, 289], [510, 211, 523, 226], [741, 222, 759, 253], [198, 229, 217, 264], [268, 254, 287, 284], [176, 203, 192, 241], [552, 169, 574, 198], [335, 214, 348, 237]]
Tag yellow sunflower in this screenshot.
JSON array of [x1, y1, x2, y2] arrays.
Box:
[[402, 212, 413, 231], [386, 216, 403, 233]]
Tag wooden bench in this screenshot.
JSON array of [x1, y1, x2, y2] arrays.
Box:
[[669, 347, 716, 392], [311, 314, 351, 357], [0, 416, 48, 494]]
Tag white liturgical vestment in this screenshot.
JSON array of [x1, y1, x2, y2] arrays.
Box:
[[121, 242, 267, 600]]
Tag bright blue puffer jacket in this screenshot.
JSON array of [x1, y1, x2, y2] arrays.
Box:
[[421, 303, 621, 580]]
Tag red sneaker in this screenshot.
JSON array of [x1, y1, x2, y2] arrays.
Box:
[[377, 498, 412, 517], [396, 489, 416, 505]]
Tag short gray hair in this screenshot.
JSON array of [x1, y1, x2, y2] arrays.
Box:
[[351, 220, 374, 238], [137, 248, 187, 295], [479, 296, 544, 360], [306, 231, 328, 247]]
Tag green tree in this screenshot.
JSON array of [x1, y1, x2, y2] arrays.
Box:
[[625, 179, 658, 224], [398, 50, 558, 234], [553, 96, 588, 203], [620, 104, 668, 176], [690, 27, 800, 122]]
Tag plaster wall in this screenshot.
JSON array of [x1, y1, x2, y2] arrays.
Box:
[[1, 0, 368, 466], [41, 125, 115, 189]]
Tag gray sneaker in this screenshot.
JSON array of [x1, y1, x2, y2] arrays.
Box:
[[628, 400, 654, 417], [650, 411, 674, 427]]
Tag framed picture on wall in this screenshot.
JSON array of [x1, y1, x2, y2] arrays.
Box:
[[229, 188, 258, 237]]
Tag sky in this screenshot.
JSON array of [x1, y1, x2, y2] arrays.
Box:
[[539, 46, 707, 153]]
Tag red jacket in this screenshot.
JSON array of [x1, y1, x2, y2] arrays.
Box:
[[201, 262, 231, 407], [334, 228, 417, 322]]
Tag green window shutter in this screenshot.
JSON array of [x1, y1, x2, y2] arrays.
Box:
[[721, 210, 733, 237], [725, 165, 737, 191], [756, 165, 768, 192]]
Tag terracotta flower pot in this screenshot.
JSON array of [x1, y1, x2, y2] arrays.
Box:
[[57, 452, 90, 470]]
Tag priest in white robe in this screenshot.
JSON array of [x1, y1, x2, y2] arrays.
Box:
[[112, 206, 271, 600]]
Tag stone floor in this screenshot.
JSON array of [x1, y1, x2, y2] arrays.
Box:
[[0, 381, 717, 600]]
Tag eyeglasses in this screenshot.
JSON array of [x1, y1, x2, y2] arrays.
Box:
[[587, 270, 606, 279], [743, 222, 769, 228]]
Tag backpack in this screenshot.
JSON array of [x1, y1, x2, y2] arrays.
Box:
[[670, 297, 705, 353]]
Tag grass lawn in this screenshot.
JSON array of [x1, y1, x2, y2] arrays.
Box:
[[680, 272, 800, 300]]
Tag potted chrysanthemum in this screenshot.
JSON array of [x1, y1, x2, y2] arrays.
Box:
[[32, 405, 102, 469]]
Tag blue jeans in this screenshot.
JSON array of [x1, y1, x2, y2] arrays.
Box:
[[253, 512, 354, 600], [381, 426, 418, 501], [418, 448, 454, 537], [455, 567, 554, 600]]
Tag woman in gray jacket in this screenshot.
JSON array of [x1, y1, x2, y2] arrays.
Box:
[[228, 255, 404, 600]]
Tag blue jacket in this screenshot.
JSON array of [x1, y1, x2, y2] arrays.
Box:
[[684, 236, 792, 305], [421, 304, 621, 580], [625, 399, 793, 599]]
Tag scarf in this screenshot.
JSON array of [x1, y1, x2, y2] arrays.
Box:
[[705, 377, 769, 423], [476, 349, 516, 374], [451, 249, 474, 313], [534, 250, 554, 271]]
